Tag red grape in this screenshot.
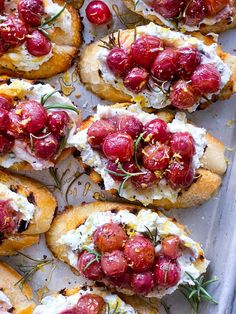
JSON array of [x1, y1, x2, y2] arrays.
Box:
[[165, 160, 194, 189], [0, 95, 12, 110], [162, 235, 181, 259], [124, 235, 155, 272], [131, 272, 154, 295], [143, 118, 170, 143], [205, 0, 228, 15], [88, 119, 116, 149], [0, 134, 14, 155], [48, 111, 70, 136], [116, 115, 143, 139], [60, 309, 77, 314], [124, 67, 149, 93], [107, 272, 131, 288], [93, 223, 128, 253], [0, 36, 7, 56], [18, 0, 44, 26], [0, 200, 19, 233], [33, 134, 60, 160], [76, 294, 105, 314], [153, 0, 182, 18], [8, 112, 25, 138], [106, 48, 133, 77], [17, 100, 47, 134], [77, 251, 103, 281], [184, 0, 206, 26], [170, 80, 197, 109], [131, 169, 158, 189], [170, 132, 196, 161], [0, 108, 9, 132], [102, 132, 134, 162], [0, 15, 28, 47], [177, 47, 201, 78], [106, 160, 138, 182], [151, 48, 179, 81], [0, 0, 4, 12], [142, 143, 171, 171], [154, 256, 181, 287], [101, 250, 128, 277], [131, 35, 163, 69], [26, 30, 52, 56], [86, 1, 111, 25], [191, 64, 221, 95]]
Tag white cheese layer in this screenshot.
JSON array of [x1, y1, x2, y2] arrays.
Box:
[[69, 104, 206, 205], [58, 209, 209, 298], [0, 291, 12, 314], [135, 1, 233, 31], [0, 79, 79, 171], [0, 183, 36, 221], [33, 287, 137, 314], [97, 23, 231, 111]]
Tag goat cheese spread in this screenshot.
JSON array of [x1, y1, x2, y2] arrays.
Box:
[[69, 104, 207, 205], [33, 287, 137, 314], [97, 23, 231, 112], [58, 209, 209, 298]]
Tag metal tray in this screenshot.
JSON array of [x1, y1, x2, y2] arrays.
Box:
[[2, 1, 236, 313]]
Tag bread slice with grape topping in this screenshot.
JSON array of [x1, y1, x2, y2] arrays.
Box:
[[70, 102, 226, 209], [46, 201, 208, 299], [0, 262, 35, 313], [123, 0, 236, 34], [79, 23, 236, 112], [0, 169, 56, 255], [0, 0, 81, 79]]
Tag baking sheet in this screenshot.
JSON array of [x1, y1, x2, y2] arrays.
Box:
[[2, 0, 236, 313]]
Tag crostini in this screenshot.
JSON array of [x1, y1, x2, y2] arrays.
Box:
[[0, 261, 35, 313], [46, 201, 209, 298], [69, 103, 226, 208], [0, 78, 80, 171], [0, 0, 81, 79], [79, 23, 236, 111], [33, 285, 158, 313], [123, 0, 236, 34], [0, 169, 56, 255]]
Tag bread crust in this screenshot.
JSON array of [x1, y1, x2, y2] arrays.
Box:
[[75, 105, 227, 209], [0, 0, 82, 79], [0, 169, 56, 255], [40, 286, 158, 313], [79, 26, 236, 106], [0, 262, 35, 314], [123, 0, 236, 34]]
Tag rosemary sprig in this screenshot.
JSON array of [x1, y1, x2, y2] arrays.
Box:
[[160, 300, 171, 314], [39, 3, 66, 35], [98, 32, 120, 50], [48, 167, 69, 191], [143, 226, 159, 246], [106, 162, 145, 196], [179, 272, 218, 314], [134, 0, 140, 10], [112, 4, 148, 29], [41, 90, 59, 106], [29, 132, 51, 151], [44, 103, 79, 114], [82, 246, 101, 270], [107, 302, 121, 314], [134, 132, 145, 170], [15, 251, 53, 289]]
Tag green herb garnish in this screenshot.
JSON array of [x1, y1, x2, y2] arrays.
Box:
[[44, 103, 79, 114], [48, 167, 69, 191], [82, 247, 101, 270], [41, 90, 59, 106], [99, 32, 120, 50], [180, 272, 218, 314], [134, 132, 145, 170], [143, 225, 159, 246], [39, 3, 66, 35]]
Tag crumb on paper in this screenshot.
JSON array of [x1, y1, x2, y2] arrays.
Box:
[[226, 147, 235, 152], [226, 119, 236, 127], [225, 157, 231, 165]]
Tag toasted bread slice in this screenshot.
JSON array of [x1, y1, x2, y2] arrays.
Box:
[[79, 24, 236, 108], [33, 285, 158, 313], [0, 0, 82, 79], [46, 201, 208, 298], [0, 262, 35, 314], [0, 170, 56, 255], [74, 103, 227, 209], [123, 0, 236, 34]]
